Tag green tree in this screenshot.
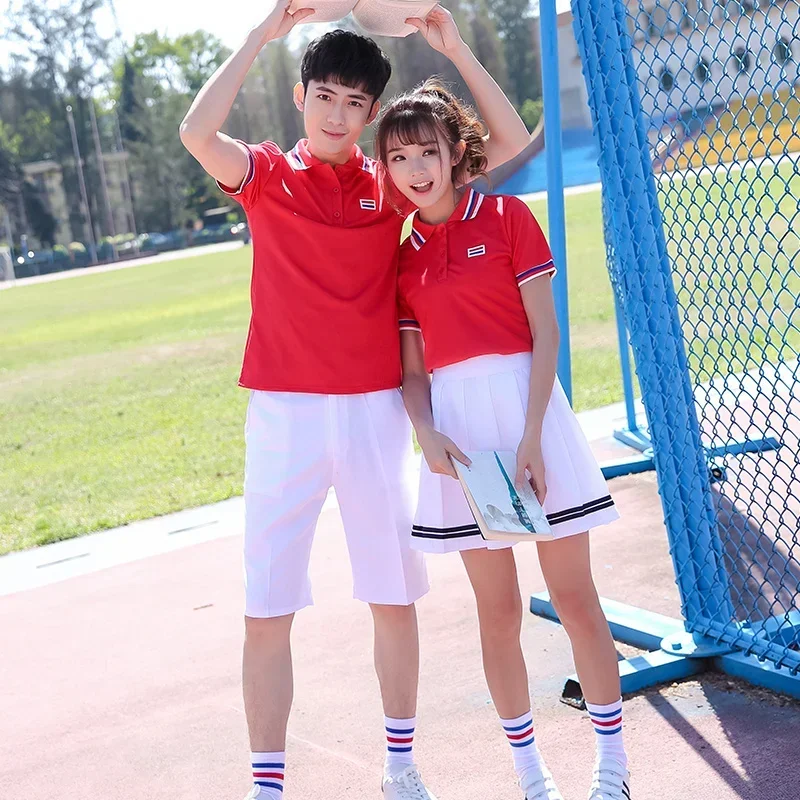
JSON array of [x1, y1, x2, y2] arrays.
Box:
[[118, 56, 143, 143], [0, 121, 23, 234], [4, 0, 113, 241], [469, 0, 510, 97], [520, 97, 543, 130], [112, 30, 233, 231], [487, 0, 541, 107], [264, 38, 304, 150]]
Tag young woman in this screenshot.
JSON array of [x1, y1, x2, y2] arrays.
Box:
[[375, 82, 631, 800]]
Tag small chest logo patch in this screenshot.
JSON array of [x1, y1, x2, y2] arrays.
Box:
[[467, 244, 486, 258], [360, 198, 377, 210]]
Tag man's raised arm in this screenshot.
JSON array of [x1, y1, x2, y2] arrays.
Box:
[[179, 1, 311, 189]]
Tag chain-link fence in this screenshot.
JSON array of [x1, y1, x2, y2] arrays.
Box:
[[572, 0, 800, 672]]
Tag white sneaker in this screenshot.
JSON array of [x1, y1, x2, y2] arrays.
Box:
[[382, 764, 439, 800], [521, 762, 565, 800], [588, 759, 631, 800], [243, 787, 281, 799]]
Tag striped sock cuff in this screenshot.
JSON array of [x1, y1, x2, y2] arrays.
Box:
[[251, 751, 285, 792], [501, 710, 536, 748], [385, 715, 416, 754], [586, 698, 623, 736]]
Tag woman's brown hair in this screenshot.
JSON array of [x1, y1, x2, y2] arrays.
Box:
[[375, 79, 488, 194]]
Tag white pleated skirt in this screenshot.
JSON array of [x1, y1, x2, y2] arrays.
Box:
[[412, 352, 619, 554]]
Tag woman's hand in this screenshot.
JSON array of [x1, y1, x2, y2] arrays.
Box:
[[406, 5, 466, 58], [516, 429, 547, 505], [257, 1, 314, 45], [418, 427, 471, 479]]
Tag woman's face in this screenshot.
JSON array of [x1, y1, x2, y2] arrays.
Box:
[[384, 127, 464, 211]]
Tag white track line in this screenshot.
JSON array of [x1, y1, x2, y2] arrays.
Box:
[[0, 241, 245, 291]]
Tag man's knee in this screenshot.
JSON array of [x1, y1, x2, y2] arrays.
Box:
[[369, 602, 417, 621], [244, 613, 294, 645]]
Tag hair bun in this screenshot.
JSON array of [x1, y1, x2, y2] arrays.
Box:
[[415, 78, 458, 105]]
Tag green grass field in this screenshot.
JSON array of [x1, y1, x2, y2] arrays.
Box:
[[0, 190, 620, 554], [2, 157, 797, 554]]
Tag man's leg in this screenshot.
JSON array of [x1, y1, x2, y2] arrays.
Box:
[[242, 391, 332, 798], [370, 603, 419, 718], [244, 614, 295, 748], [333, 390, 431, 795], [243, 614, 294, 797], [370, 603, 420, 774]]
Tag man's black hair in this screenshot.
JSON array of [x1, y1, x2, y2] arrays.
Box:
[[300, 29, 392, 101]]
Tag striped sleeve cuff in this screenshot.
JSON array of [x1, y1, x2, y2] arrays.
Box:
[[216, 145, 256, 197], [516, 259, 557, 287], [399, 318, 422, 333]]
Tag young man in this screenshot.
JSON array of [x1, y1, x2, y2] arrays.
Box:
[[179, 4, 530, 799]]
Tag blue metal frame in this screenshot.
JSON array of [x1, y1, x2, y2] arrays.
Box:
[[539, 0, 572, 406], [600, 450, 654, 480], [530, 592, 800, 702], [603, 300, 781, 481], [612, 294, 652, 453]]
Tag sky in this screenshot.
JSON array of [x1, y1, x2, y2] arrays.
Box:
[[103, 0, 263, 49], [0, 1, 554, 71], [0, 0, 291, 69]]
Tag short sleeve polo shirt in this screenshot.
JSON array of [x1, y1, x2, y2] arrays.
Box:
[[397, 189, 556, 373], [218, 139, 412, 394]]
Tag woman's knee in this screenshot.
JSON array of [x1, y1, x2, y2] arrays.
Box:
[[549, 583, 602, 631], [476, 590, 523, 641]]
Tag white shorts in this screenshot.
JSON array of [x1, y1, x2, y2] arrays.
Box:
[[412, 353, 620, 554], [244, 388, 429, 617]]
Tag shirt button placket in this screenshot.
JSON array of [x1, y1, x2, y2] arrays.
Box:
[[333, 183, 342, 224], [437, 229, 448, 281]]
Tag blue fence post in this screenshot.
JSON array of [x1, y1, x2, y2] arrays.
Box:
[[570, 0, 734, 631], [539, 0, 572, 405], [614, 294, 638, 436]]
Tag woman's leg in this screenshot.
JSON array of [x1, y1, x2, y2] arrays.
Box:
[[461, 548, 554, 793], [461, 547, 529, 716], [537, 533, 627, 770]]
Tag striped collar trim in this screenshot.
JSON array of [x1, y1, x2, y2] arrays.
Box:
[[287, 139, 368, 172], [410, 188, 485, 249], [288, 143, 310, 171], [460, 187, 485, 221]]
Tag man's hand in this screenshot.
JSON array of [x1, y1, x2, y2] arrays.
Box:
[[417, 427, 471, 480], [257, 0, 314, 45], [516, 429, 547, 505], [406, 5, 466, 58]]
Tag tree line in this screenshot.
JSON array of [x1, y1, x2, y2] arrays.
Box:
[[0, 0, 542, 249]]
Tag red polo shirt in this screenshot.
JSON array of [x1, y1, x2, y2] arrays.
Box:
[[219, 139, 412, 394], [397, 189, 556, 373]]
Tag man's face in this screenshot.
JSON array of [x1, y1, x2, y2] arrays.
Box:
[[295, 79, 380, 164]]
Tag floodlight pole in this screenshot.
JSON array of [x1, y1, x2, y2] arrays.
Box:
[[66, 104, 98, 264]]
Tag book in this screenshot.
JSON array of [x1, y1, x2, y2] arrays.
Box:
[[289, 0, 437, 37], [453, 451, 554, 543]]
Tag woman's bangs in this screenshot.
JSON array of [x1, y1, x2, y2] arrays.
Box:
[[384, 110, 441, 153]]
